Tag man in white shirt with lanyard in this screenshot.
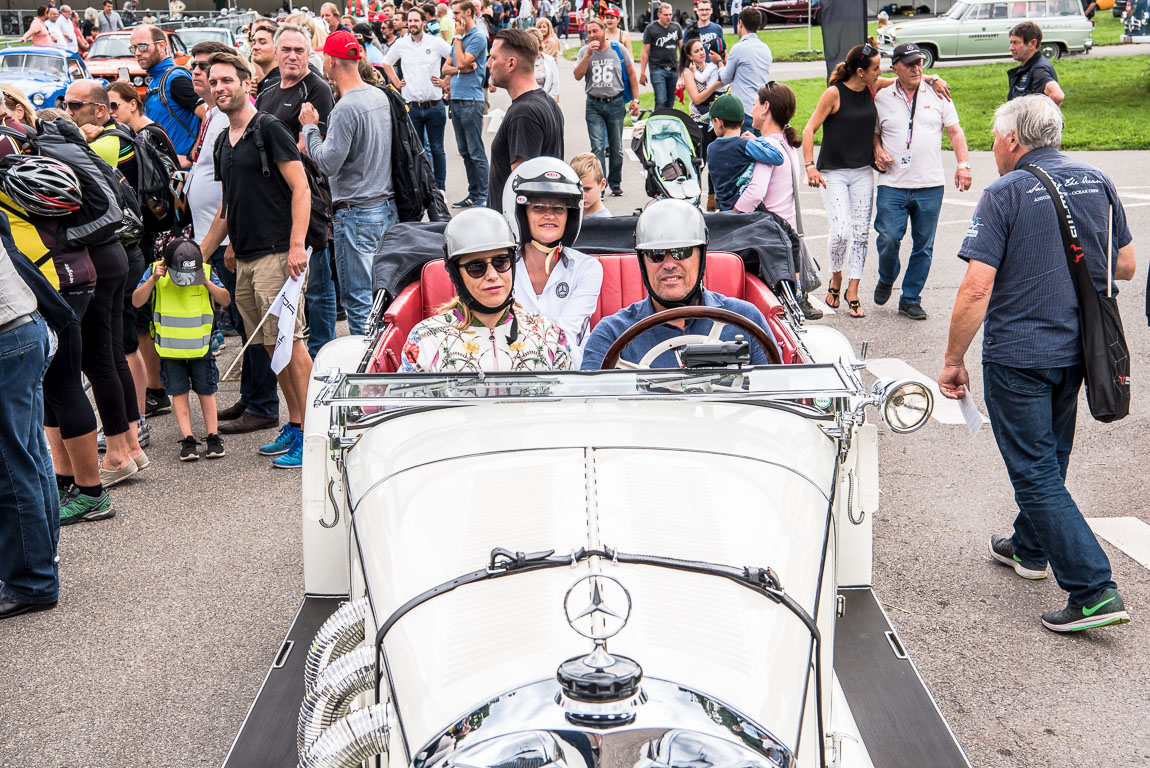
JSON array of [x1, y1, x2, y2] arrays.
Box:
[[383, 8, 453, 192], [872, 42, 971, 321]]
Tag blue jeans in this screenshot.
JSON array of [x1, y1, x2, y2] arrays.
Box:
[[409, 101, 448, 191], [874, 185, 944, 307], [982, 362, 1116, 608], [450, 99, 489, 203], [210, 248, 279, 420], [650, 67, 677, 110], [333, 200, 399, 336], [586, 95, 625, 189], [305, 246, 337, 358], [0, 314, 59, 605]]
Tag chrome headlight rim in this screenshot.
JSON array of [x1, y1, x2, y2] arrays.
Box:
[[871, 377, 933, 434], [31, 92, 45, 106]]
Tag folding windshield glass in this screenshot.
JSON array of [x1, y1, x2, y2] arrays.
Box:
[[318, 364, 861, 407], [87, 35, 132, 59], [0, 53, 66, 77], [943, 1, 970, 17]]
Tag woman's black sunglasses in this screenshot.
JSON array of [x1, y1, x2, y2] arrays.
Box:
[[461, 254, 513, 278]]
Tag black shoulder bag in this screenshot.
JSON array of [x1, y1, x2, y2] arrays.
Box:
[[1022, 163, 1130, 423]]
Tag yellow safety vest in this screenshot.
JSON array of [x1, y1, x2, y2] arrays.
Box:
[[151, 264, 214, 359]]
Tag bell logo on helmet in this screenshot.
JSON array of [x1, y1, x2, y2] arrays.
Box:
[[516, 195, 527, 204], [543, 171, 561, 180]]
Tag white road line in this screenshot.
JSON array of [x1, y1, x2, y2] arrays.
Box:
[[1087, 517, 1150, 571], [943, 198, 978, 207], [484, 108, 505, 135], [807, 295, 835, 315], [1118, 192, 1150, 200], [865, 357, 988, 426], [802, 217, 971, 242]]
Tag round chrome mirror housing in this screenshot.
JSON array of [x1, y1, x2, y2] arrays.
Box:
[[874, 378, 933, 433]]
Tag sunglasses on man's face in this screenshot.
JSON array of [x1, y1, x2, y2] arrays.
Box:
[[641, 247, 695, 264], [460, 254, 513, 278], [191, 60, 211, 71], [65, 100, 100, 112], [128, 42, 156, 54]]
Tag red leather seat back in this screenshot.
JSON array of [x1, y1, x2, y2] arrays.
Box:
[[369, 252, 802, 371]]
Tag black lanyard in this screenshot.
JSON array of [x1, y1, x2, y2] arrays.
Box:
[[898, 81, 919, 149]]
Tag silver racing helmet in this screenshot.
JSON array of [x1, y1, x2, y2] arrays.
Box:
[[442, 207, 519, 317], [634, 199, 710, 309], [501, 156, 584, 247]]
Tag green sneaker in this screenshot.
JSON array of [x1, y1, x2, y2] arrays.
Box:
[[989, 534, 1048, 579], [60, 489, 115, 526], [1041, 589, 1131, 633]]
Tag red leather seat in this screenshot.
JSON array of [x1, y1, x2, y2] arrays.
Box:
[[369, 252, 801, 372]]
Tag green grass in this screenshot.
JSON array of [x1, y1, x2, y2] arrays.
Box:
[[634, 54, 1150, 150], [1091, 11, 1126, 46]]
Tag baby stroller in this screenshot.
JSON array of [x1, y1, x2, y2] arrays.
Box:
[[632, 108, 704, 206]]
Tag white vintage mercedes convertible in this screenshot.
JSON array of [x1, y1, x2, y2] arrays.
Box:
[[221, 213, 971, 768]]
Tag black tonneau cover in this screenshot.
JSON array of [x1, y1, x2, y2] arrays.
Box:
[[370, 211, 799, 301]]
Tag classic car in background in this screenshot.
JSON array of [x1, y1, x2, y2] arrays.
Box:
[[753, 0, 821, 24], [0, 46, 94, 110], [175, 25, 250, 58], [219, 215, 972, 768], [84, 30, 190, 95], [877, 0, 1093, 65]]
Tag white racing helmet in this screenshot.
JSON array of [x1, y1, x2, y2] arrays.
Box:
[[501, 156, 584, 246], [442, 207, 519, 317], [634, 199, 710, 308]]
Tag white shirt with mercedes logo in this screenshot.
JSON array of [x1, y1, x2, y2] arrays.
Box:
[[382, 34, 453, 103], [514, 245, 604, 367]]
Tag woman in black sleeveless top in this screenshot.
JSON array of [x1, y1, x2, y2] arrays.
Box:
[[801, 44, 949, 317]]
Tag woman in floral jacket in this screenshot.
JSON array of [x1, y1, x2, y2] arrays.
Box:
[[400, 208, 572, 373]]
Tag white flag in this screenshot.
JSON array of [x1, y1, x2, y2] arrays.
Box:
[[269, 252, 310, 374]]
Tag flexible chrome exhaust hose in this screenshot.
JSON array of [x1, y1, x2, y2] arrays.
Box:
[[297, 645, 376, 757], [298, 703, 390, 768], [304, 597, 369, 695]]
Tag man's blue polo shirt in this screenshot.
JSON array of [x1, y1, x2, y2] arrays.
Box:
[[957, 146, 1131, 369], [580, 288, 779, 369], [450, 26, 488, 101]]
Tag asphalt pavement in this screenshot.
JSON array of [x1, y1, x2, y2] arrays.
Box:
[[2, 48, 1149, 768]]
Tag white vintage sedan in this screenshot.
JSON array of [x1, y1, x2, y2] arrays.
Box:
[[221, 215, 970, 768]]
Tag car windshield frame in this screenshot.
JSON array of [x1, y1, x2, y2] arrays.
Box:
[[177, 28, 230, 44], [316, 363, 862, 408], [0, 53, 67, 77], [86, 35, 133, 59], [943, 1, 971, 17]]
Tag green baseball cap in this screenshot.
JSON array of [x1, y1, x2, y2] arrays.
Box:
[[710, 92, 746, 123]]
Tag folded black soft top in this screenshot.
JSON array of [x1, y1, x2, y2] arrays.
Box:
[[371, 210, 799, 301]]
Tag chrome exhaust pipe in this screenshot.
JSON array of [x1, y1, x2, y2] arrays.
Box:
[[297, 645, 376, 757], [298, 703, 389, 768], [304, 597, 369, 695]]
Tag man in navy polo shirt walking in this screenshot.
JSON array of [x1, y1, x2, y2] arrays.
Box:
[[940, 95, 1136, 634]]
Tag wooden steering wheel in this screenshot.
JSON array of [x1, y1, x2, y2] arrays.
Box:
[[599, 306, 782, 369]]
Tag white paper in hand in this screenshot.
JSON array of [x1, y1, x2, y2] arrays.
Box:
[[959, 389, 983, 437], [269, 249, 310, 375]]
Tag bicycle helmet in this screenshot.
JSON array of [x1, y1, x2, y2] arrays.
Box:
[[443, 207, 519, 317], [0, 155, 82, 217], [501, 156, 584, 246], [634, 198, 710, 309]]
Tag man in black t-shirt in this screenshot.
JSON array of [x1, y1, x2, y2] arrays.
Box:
[[640, 3, 681, 110], [255, 23, 336, 136], [200, 52, 315, 470], [486, 28, 564, 214], [254, 22, 337, 356]]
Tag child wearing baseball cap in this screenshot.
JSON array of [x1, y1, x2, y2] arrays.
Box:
[[131, 238, 232, 462]]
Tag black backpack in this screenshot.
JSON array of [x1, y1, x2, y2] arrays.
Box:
[[0, 119, 134, 248], [378, 84, 450, 223], [103, 124, 180, 232], [214, 111, 333, 251]]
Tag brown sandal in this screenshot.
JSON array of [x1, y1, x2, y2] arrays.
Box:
[[847, 299, 866, 318], [825, 286, 841, 308]]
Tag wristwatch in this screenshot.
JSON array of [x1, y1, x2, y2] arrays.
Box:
[[956, 162, 971, 169]]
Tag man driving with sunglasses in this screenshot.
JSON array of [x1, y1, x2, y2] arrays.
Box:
[[581, 198, 778, 370], [399, 207, 572, 373]]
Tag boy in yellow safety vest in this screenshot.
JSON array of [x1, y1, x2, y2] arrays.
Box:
[[131, 238, 231, 462]]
